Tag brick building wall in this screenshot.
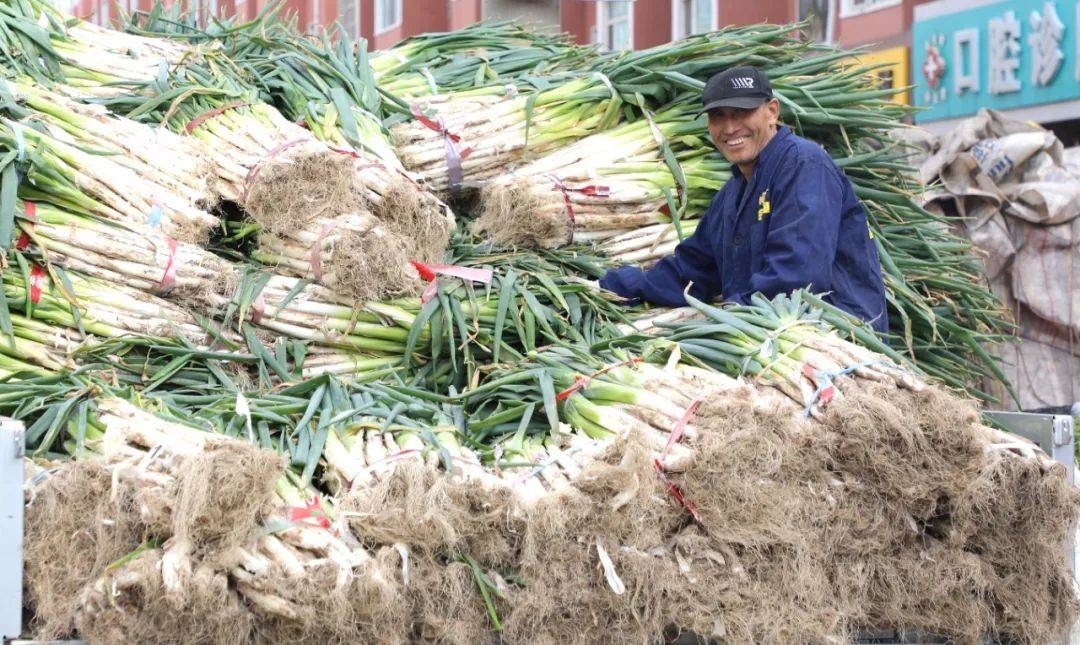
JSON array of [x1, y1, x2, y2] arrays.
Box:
[[70, 0, 480, 45], [66, 0, 919, 94]]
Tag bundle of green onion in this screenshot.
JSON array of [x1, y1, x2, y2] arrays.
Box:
[[391, 24, 807, 195], [3, 80, 214, 204], [86, 59, 456, 301], [1, 261, 212, 352], [0, 311, 70, 374], [0, 107, 218, 243], [123, 3, 403, 171], [36, 1, 197, 97], [474, 111, 725, 248], [371, 20, 596, 99], [598, 220, 701, 267], [14, 200, 233, 308]]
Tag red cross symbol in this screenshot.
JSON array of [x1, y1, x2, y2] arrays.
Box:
[[922, 41, 946, 89]]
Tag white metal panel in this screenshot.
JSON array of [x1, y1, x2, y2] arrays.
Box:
[[1, 418, 25, 639]]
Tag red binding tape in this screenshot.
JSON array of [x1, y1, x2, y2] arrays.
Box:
[[328, 146, 362, 159], [287, 496, 331, 530], [157, 238, 179, 295], [662, 398, 701, 461], [409, 104, 473, 191], [553, 358, 643, 402], [409, 260, 494, 304], [555, 374, 590, 402], [654, 458, 703, 524], [16, 201, 37, 251], [184, 102, 251, 135], [550, 178, 610, 242], [29, 265, 46, 304]]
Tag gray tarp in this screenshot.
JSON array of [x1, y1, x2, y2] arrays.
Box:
[[899, 109, 1080, 410]]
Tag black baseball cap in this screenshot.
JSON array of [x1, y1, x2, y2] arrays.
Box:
[[697, 66, 774, 115]]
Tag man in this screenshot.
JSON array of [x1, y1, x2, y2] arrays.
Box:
[[599, 66, 889, 334]]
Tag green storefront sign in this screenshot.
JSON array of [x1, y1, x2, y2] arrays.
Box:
[[912, 0, 1080, 123]]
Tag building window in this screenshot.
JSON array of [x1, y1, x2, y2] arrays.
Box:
[[375, 0, 402, 35], [307, 0, 321, 34], [596, 1, 633, 51], [839, 0, 900, 19], [798, 0, 831, 43], [875, 68, 895, 91], [340, 0, 360, 39], [190, 0, 218, 25], [672, 0, 716, 40]]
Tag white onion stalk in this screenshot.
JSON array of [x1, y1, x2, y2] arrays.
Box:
[[391, 78, 623, 195], [299, 349, 404, 380], [2, 120, 218, 243], [21, 202, 232, 302], [600, 220, 699, 266], [184, 102, 451, 224], [474, 113, 719, 248], [50, 18, 194, 97], [6, 79, 214, 205], [3, 266, 209, 344]]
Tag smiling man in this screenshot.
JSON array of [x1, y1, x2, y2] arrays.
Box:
[[599, 66, 889, 334]]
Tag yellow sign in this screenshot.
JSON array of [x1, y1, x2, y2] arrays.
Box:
[[855, 46, 910, 105], [757, 190, 771, 221]]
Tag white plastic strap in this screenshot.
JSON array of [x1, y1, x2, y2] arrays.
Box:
[[393, 543, 410, 586], [596, 538, 625, 595]]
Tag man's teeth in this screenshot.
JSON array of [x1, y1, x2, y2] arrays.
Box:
[[727, 137, 746, 145]]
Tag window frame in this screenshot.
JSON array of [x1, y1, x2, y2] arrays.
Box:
[[374, 0, 403, 36], [839, 0, 901, 20], [339, 0, 361, 40], [595, 0, 634, 51], [671, 0, 718, 41], [796, 0, 835, 44]]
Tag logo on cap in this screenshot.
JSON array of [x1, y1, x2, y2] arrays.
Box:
[[731, 77, 755, 89]]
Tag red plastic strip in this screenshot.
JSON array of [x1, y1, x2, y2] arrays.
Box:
[[409, 261, 493, 284], [184, 101, 250, 135], [549, 179, 608, 244], [287, 496, 331, 530], [574, 184, 611, 197], [555, 374, 590, 402], [802, 362, 837, 407], [411, 260, 494, 304], [157, 237, 179, 295], [29, 265, 46, 304], [654, 459, 703, 524], [16, 200, 36, 251], [554, 357, 643, 403], [410, 104, 473, 191], [549, 178, 576, 225], [662, 398, 701, 460], [328, 146, 362, 159]]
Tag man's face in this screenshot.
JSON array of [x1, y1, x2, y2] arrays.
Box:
[[707, 99, 780, 170]]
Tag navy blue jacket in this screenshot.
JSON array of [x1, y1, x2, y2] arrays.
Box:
[[600, 126, 889, 334]]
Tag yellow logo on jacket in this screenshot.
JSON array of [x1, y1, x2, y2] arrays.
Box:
[[757, 190, 771, 221]]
